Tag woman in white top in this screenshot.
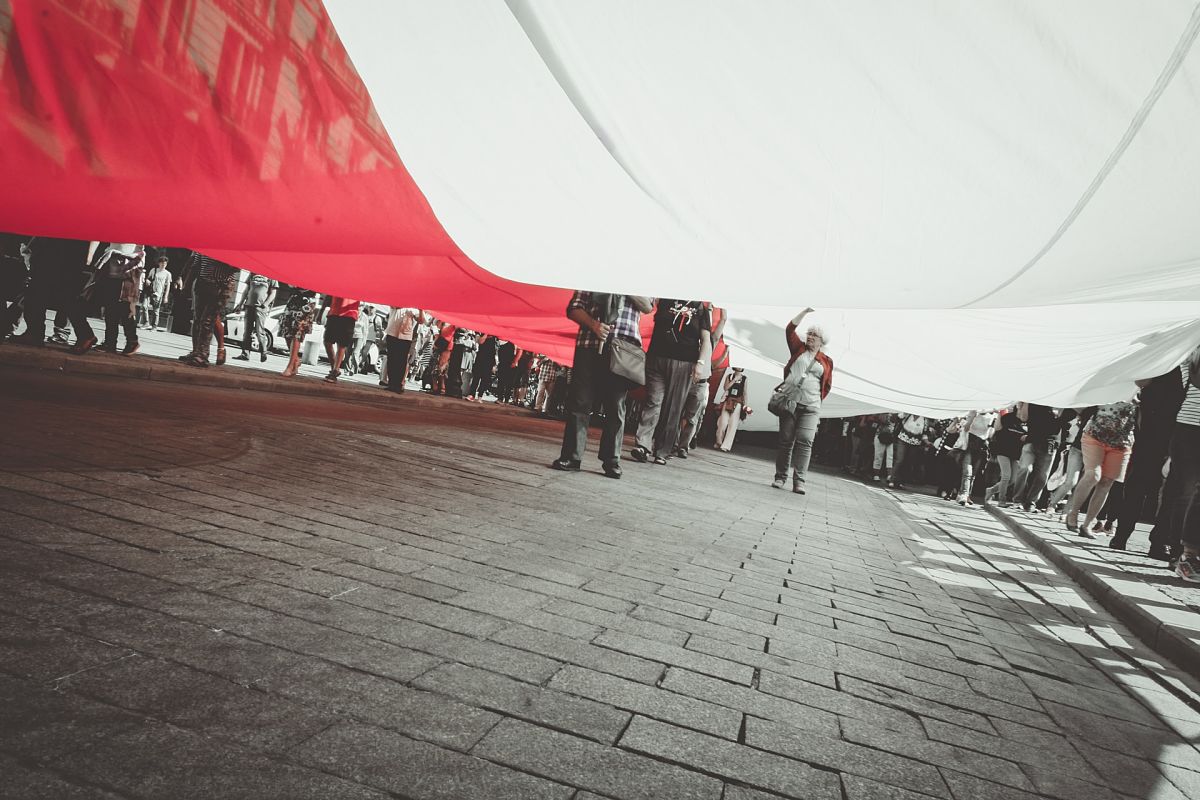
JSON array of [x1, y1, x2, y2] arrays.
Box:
[[958, 409, 999, 505]]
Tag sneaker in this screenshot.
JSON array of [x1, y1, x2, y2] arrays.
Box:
[[887, 481, 896, 489], [1176, 555, 1200, 583], [69, 335, 97, 355], [672, 447, 689, 460], [771, 478, 785, 489], [183, 355, 209, 368], [793, 481, 806, 495], [177, 353, 194, 362], [550, 458, 581, 472], [121, 342, 140, 356], [872, 475, 881, 483], [630, 446, 649, 463], [602, 460, 623, 479], [1102, 521, 1114, 533], [652, 454, 668, 465], [234, 353, 250, 361]]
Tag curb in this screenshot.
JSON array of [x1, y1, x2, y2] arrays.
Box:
[[0, 345, 549, 422], [987, 506, 1200, 681]]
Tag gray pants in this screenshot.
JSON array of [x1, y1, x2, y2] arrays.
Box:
[[776, 406, 820, 485], [635, 354, 694, 456], [559, 346, 628, 465], [679, 378, 708, 448]]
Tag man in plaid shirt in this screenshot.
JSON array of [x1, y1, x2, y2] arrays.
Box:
[[552, 291, 653, 478]]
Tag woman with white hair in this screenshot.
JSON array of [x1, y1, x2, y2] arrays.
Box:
[[773, 308, 835, 494]]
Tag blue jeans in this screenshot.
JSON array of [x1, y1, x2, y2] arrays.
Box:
[[776, 406, 820, 485]]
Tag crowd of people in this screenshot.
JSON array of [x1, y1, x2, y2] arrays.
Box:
[[6, 235, 1200, 584]]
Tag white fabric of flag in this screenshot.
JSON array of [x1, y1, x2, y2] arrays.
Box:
[[327, 0, 1200, 421]]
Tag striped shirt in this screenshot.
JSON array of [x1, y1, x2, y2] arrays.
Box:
[[567, 292, 644, 352], [1178, 361, 1200, 428], [190, 252, 239, 286]]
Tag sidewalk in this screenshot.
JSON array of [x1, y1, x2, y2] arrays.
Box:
[[990, 505, 1200, 680], [0, 324, 539, 421]]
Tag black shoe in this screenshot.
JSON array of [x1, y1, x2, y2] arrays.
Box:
[[672, 447, 689, 460], [1108, 536, 1129, 551], [98, 343, 118, 353], [178, 353, 194, 362], [234, 353, 250, 361], [652, 454, 668, 465], [630, 446, 649, 463], [603, 461, 622, 479], [550, 458, 581, 472], [121, 342, 140, 356]]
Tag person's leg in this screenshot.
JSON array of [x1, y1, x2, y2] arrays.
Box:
[[654, 359, 693, 457], [959, 440, 977, 501], [1011, 443, 1035, 500], [597, 369, 628, 468], [1067, 437, 1105, 528], [635, 355, 668, 454], [1048, 447, 1083, 509], [213, 311, 225, 363], [995, 455, 1013, 503], [120, 303, 138, 350], [775, 411, 799, 484], [716, 407, 731, 447], [722, 406, 742, 451], [791, 408, 821, 490], [873, 438, 887, 481], [1083, 477, 1117, 531], [395, 339, 412, 387], [1019, 441, 1054, 509], [535, 379, 551, 412], [889, 443, 909, 487], [560, 348, 597, 464]]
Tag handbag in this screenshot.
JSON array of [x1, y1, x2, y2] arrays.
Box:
[[767, 381, 801, 417], [607, 336, 646, 386]]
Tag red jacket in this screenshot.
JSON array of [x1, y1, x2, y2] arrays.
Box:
[[783, 321, 834, 400]]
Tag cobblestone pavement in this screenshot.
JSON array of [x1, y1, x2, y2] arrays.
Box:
[[4, 370, 1200, 800]]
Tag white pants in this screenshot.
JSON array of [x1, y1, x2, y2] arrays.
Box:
[[873, 439, 895, 471], [716, 406, 742, 451]]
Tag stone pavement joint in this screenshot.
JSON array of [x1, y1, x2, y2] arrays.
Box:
[[5, 368, 1200, 799]]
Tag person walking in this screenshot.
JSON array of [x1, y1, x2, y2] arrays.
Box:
[[233, 272, 277, 362], [467, 333, 497, 400], [382, 306, 424, 393], [889, 413, 930, 490], [1109, 367, 1186, 552], [772, 308, 834, 494], [1011, 403, 1060, 511], [552, 291, 653, 479], [631, 298, 712, 464], [69, 243, 145, 355], [279, 290, 318, 377], [175, 251, 239, 368], [957, 409, 998, 506], [1150, 351, 1200, 564], [872, 414, 898, 484], [534, 358, 559, 414], [1065, 396, 1139, 537], [322, 296, 360, 383], [138, 253, 173, 331], [983, 407, 1026, 506]]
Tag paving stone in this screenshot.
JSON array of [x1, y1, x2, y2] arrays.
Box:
[[472, 717, 722, 800], [745, 717, 950, 797], [57, 718, 389, 799], [491, 624, 664, 684], [413, 662, 630, 744], [547, 664, 740, 739], [0, 753, 127, 800], [659, 667, 840, 736], [593, 630, 753, 684], [838, 718, 1035, 791], [619, 715, 842, 799], [292, 720, 573, 800]]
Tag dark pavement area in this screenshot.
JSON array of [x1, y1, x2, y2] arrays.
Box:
[[4, 368, 1200, 799]]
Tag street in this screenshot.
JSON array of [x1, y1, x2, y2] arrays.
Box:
[[2, 368, 1199, 799]]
